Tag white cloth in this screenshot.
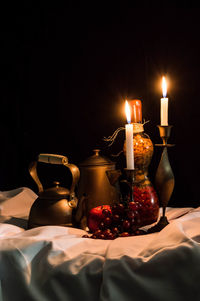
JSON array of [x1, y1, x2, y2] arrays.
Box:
[[0, 187, 199, 301], [0, 187, 37, 219]]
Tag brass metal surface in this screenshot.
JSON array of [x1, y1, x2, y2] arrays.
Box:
[[28, 153, 80, 229], [124, 168, 134, 202], [157, 125, 173, 145], [148, 125, 175, 233], [155, 147, 175, 212], [28, 192, 75, 228], [147, 216, 169, 233], [75, 149, 121, 229]]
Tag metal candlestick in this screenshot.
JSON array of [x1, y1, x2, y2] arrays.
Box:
[[148, 125, 175, 233], [124, 169, 134, 203]]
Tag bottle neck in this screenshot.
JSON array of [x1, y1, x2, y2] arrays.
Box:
[[133, 123, 144, 134]]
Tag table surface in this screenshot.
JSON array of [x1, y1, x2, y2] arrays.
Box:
[[0, 187, 200, 301]]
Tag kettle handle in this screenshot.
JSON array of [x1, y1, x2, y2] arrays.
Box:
[[29, 153, 80, 193]]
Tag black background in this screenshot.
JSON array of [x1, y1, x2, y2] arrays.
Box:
[[0, 5, 199, 207]]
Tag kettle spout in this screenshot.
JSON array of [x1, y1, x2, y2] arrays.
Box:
[[106, 169, 122, 186]]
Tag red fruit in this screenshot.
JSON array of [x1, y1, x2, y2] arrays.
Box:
[[120, 232, 130, 237], [94, 229, 103, 238], [135, 217, 141, 226], [99, 221, 106, 230], [131, 224, 138, 233], [129, 217, 136, 225], [134, 210, 139, 217], [112, 227, 119, 234], [99, 234, 106, 240], [136, 202, 143, 212], [116, 203, 125, 215], [117, 224, 123, 232], [87, 216, 100, 233], [106, 232, 116, 240], [103, 229, 112, 238], [112, 203, 124, 215], [82, 234, 90, 238], [103, 228, 111, 234], [87, 205, 111, 232], [129, 201, 139, 211], [112, 214, 120, 223], [91, 234, 97, 239], [123, 220, 131, 230], [145, 199, 152, 206], [135, 229, 146, 235], [111, 203, 118, 213], [127, 211, 135, 220], [103, 217, 112, 227], [102, 208, 111, 218], [103, 229, 116, 240]]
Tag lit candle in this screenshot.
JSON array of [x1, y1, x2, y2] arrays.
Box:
[[161, 76, 168, 126], [125, 100, 134, 169]]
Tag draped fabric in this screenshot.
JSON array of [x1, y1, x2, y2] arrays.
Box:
[[0, 188, 199, 301]]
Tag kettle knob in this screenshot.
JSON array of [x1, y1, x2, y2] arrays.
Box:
[[29, 153, 80, 195], [53, 181, 60, 187]]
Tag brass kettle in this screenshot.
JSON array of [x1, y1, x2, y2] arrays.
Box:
[[28, 153, 80, 229], [75, 149, 121, 229]]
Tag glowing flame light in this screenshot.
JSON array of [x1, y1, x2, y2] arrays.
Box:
[[162, 76, 167, 98], [125, 100, 131, 124]]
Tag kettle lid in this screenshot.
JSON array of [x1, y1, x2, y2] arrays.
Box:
[[38, 181, 70, 200], [80, 149, 114, 167]]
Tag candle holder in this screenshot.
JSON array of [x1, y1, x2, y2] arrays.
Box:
[[124, 168, 134, 203], [148, 125, 175, 233]]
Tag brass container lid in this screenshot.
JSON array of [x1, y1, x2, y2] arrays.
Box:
[[38, 181, 70, 200], [80, 149, 114, 167]]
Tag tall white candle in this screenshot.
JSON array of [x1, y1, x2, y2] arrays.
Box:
[[125, 100, 134, 169], [161, 76, 168, 126]]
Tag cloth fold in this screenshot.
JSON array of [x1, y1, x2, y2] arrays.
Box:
[[0, 187, 199, 301]]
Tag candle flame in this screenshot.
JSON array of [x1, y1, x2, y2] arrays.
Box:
[[125, 100, 131, 124], [162, 76, 167, 98]]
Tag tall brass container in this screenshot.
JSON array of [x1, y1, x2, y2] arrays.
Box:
[[77, 149, 120, 217]]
